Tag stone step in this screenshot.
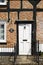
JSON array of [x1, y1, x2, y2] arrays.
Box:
[[9, 56, 34, 62], [14, 62, 38, 65], [16, 56, 34, 59], [13, 56, 37, 65]]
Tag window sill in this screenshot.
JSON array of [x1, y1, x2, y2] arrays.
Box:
[[0, 2, 7, 5]]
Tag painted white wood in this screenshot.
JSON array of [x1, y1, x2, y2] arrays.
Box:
[[19, 24, 32, 55], [36, 43, 43, 52], [0, 21, 6, 43], [0, 0, 7, 5], [0, 48, 14, 52], [39, 44, 43, 52]]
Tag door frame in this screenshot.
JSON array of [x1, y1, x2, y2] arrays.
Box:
[[15, 21, 35, 55]]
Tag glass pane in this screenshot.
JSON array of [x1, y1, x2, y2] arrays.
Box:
[[0, 0, 4, 2], [0, 24, 4, 40]]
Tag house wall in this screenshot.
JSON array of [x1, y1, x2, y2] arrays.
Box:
[[0, 0, 43, 52]]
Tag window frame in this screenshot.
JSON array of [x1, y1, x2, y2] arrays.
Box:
[[0, 0, 7, 5], [0, 21, 6, 43]]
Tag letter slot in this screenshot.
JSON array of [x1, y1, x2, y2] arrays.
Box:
[[23, 39, 27, 41]]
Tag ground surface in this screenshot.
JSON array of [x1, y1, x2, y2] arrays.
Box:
[[0, 56, 43, 65]]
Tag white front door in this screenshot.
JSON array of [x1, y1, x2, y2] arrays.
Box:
[[18, 24, 32, 55]]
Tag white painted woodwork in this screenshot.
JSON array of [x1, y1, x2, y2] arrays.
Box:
[[18, 24, 32, 55], [0, 48, 14, 52], [0, 0, 7, 5]]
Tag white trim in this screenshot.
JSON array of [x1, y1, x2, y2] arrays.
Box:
[[36, 43, 43, 52], [0, 48, 14, 52], [39, 44, 43, 52], [0, 21, 6, 43], [19, 24, 32, 55], [4, 22, 6, 42], [0, 0, 7, 5]]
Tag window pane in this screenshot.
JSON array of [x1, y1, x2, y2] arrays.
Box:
[[0, 24, 4, 40], [0, 0, 4, 2]]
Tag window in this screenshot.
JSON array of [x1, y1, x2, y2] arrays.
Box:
[[0, 21, 6, 43], [0, 0, 7, 5]]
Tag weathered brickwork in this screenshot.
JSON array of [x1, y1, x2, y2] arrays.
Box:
[[0, 0, 43, 48], [19, 11, 33, 20], [0, 13, 8, 20], [36, 12, 43, 44], [37, 1, 43, 8], [22, 1, 33, 9], [10, 1, 20, 9]]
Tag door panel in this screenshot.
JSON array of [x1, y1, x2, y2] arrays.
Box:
[[18, 24, 32, 55]]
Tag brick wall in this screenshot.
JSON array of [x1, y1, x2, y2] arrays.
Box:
[[0, 0, 43, 48]]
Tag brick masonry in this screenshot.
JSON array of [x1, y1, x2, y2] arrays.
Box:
[[0, 0, 43, 48]]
